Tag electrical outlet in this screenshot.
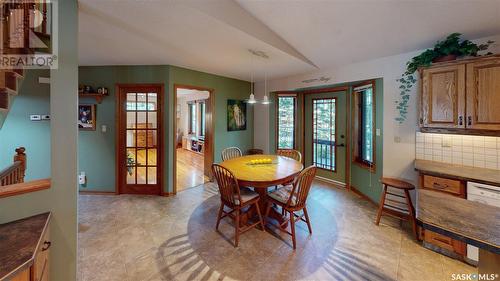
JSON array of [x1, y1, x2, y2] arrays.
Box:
[[30, 115, 41, 121], [376, 128, 381, 136]]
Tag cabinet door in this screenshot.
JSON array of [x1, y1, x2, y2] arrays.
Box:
[[466, 58, 500, 130], [421, 65, 466, 128]]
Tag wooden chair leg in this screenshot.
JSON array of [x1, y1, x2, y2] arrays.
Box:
[[404, 189, 418, 239], [375, 184, 387, 225], [289, 210, 296, 249], [265, 202, 272, 219], [303, 206, 312, 234], [254, 201, 265, 231], [215, 202, 224, 230], [234, 209, 240, 247]]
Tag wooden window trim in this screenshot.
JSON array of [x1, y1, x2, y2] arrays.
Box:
[[275, 93, 297, 150], [188, 102, 196, 134], [352, 80, 376, 172]]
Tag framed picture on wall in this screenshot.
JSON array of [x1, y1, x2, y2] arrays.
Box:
[[227, 99, 246, 131], [78, 104, 96, 131]]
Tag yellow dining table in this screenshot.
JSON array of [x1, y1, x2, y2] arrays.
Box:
[[220, 154, 304, 225]]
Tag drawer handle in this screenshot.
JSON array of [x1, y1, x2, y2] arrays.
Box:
[[432, 183, 448, 189], [434, 237, 450, 244], [42, 241, 51, 251]]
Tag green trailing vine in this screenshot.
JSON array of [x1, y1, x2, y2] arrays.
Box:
[[395, 33, 494, 124]]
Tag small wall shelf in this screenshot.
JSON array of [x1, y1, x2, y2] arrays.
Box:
[[79, 93, 107, 104]]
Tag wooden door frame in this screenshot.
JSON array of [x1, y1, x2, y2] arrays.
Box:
[[173, 84, 215, 194], [115, 83, 165, 195], [297, 86, 351, 190]]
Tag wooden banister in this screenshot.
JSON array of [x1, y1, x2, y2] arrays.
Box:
[[0, 147, 26, 186]]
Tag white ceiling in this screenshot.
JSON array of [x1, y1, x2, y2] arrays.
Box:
[[79, 0, 500, 81]]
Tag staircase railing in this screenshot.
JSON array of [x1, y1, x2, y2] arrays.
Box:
[[0, 147, 26, 186]]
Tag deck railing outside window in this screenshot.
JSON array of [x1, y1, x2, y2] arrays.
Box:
[[313, 98, 336, 171]]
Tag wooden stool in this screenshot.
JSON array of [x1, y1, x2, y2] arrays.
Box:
[[375, 177, 417, 239]]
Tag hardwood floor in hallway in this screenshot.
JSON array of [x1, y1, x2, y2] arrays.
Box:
[[176, 148, 208, 191]]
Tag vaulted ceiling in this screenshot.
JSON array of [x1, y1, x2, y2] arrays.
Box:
[[79, 0, 500, 81]]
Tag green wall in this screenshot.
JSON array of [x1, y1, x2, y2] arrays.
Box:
[[167, 66, 253, 191], [350, 79, 384, 203], [0, 1, 79, 280], [78, 65, 252, 193], [0, 70, 51, 181], [269, 79, 384, 202], [78, 65, 170, 192]]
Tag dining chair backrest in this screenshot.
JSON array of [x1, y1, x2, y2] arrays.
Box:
[[277, 149, 302, 162], [288, 165, 317, 209], [221, 147, 242, 161], [212, 164, 241, 207]]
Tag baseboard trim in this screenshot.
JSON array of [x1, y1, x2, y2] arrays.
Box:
[[315, 176, 346, 189], [350, 185, 378, 206], [162, 192, 176, 197], [79, 190, 116, 195]]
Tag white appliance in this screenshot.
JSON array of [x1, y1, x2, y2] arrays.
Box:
[[466, 182, 500, 263]]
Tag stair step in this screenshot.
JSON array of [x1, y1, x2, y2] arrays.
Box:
[[0, 90, 9, 110]]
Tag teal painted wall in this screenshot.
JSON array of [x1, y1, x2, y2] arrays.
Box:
[[168, 66, 253, 192], [350, 79, 384, 203], [0, 70, 51, 181], [78, 65, 170, 192], [268, 79, 384, 202], [78, 65, 252, 194], [0, 1, 79, 280]]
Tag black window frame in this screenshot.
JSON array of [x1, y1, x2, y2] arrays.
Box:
[[276, 94, 297, 150], [352, 81, 376, 171]]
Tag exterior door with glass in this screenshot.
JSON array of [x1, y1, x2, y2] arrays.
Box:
[[304, 91, 347, 183], [117, 84, 163, 195]]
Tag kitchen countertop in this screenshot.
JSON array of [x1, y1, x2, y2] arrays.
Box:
[[415, 159, 500, 186], [417, 189, 500, 254], [0, 212, 51, 281]]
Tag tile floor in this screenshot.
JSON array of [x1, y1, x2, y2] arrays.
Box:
[[78, 181, 476, 281]]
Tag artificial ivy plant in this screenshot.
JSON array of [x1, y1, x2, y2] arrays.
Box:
[[395, 33, 494, 123]]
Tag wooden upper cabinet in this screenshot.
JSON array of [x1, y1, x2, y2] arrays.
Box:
[[421, 64, 466, 128], [466, 57, 500, 130]]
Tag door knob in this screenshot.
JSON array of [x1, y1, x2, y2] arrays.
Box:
[[335, 143, 345, 147]]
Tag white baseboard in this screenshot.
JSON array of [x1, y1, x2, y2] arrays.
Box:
[[315, 176, 346, 188]]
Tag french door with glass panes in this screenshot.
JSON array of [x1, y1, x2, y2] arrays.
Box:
[[117, 84, 163, 195]]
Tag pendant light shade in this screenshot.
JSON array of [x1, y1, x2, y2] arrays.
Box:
[[247, 93, 257, 104], [262, 94, 270, 104]]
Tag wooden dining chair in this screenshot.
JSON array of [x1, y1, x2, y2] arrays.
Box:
[[266, 165, 316, 249], [221, 147, 242, 161], [277, 149, 302, 163], [212, 164, 265, 247]]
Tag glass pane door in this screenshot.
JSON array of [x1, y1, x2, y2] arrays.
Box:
[[312, 98, 336, 171], [119, 85, 162, 195]]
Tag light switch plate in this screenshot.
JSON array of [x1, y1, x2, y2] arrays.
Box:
[[30, 115, 41, 121]]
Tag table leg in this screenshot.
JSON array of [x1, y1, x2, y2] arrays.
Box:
[[238, 187, 287, 227], [254, 187, 288, 227]]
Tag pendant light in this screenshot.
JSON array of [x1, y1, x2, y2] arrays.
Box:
[[247, 55, 257, 104], [262, 72, 270, 105]]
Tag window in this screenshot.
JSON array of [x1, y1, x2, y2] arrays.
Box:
[[126, 101, 156, 111], [353, 82, 375, 170], [312, 98, 336, 171], [199, 101, 206, 136], [188, 102, 196, 134], [277, 95, 296, 149]]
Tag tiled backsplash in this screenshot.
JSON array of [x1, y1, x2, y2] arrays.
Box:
[[416, 132, 500, 170]]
